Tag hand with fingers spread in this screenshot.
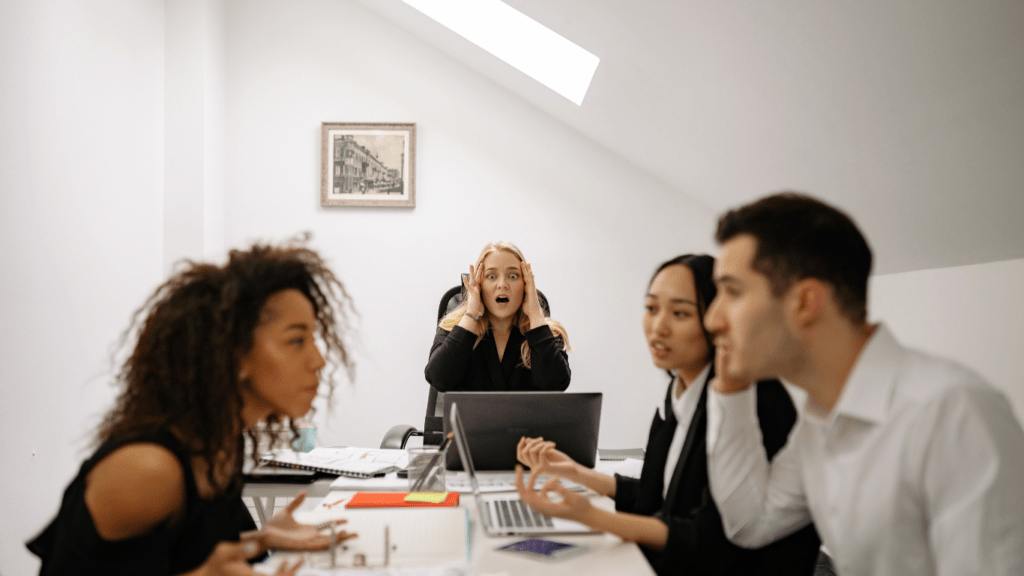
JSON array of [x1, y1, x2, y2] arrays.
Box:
[[517, 437, 579, 479], [515, 464, 593, 522], [462, 264, 485, 323], [258, 492, 357, 552], [520, 262, 546, 330]]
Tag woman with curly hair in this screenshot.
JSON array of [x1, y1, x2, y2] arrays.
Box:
[[28, 238, 355, 576], [424, 241, 571, 394]]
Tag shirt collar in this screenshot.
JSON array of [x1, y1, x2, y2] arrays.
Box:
[[808, 323, 904, 425], [658, 362, 711, 420], [670, 363, 711, 417]]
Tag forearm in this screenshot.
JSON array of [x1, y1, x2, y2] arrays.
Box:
[[706, 386, 809, 547], [578, 506, 668, 550], [566, 463, 617, 498], [456, 314, 480, 333], [524, 326, 570, 391]]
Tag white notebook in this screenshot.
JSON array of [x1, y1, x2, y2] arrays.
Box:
[[260, 447, 408, 478]]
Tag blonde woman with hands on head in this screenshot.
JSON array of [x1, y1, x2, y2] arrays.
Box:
[[425, 241, 570, 393], [515, 254, 820, 576]]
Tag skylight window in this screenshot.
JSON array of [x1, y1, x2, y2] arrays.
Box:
[[403, 0, 599, 105]]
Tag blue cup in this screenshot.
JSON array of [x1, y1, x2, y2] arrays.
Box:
[[291, 425, 317, 452]]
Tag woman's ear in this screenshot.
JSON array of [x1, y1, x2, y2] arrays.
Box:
[[237, 354, 252, 383]]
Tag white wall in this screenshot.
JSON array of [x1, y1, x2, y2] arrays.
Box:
[[0, 1, 166, 574], [7, 2, 1019, 575], [870, 258, 1024, 422], [221, 0, 718, 452]]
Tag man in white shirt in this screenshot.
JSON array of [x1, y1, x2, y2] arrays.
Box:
[[702, 192, 1024, 576]]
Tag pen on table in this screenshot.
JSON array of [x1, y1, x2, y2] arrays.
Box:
[[325, 498, 347, 509], [410, 432, 453, 492]]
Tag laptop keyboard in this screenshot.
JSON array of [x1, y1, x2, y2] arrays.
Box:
[[492, 499, 555, 529]]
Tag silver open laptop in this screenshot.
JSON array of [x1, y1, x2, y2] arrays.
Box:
[[450, 402, 598, 537]]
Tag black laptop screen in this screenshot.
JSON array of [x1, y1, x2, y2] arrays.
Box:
[[442, 392, 602, 470]]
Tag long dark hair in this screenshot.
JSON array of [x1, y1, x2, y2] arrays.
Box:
[[97, 235, 354, 495], [648, 254, 717, 378]]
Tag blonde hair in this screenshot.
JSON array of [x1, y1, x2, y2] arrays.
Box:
[[439, 241, 571, 368]]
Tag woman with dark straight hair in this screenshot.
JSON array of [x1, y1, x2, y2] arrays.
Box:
[[516, 254, 821, 575]]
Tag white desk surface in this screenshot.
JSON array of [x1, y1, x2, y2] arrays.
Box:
[[255, 487, 655, 576]]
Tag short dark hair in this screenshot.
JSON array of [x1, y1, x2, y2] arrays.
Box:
[[715, 192, 872, 324]]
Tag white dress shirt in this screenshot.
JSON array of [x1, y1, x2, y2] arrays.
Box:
[[660, 363, 710, 499], [706, 324, 1024, 576]]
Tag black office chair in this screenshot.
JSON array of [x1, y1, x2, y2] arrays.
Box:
[[379, 284, 550, 449]]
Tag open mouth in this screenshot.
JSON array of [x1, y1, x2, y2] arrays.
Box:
[[496, 296, 510, 303]]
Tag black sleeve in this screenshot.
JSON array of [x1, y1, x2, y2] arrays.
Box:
[[522, 325, 571, 391], [649, 381, 818, 576], [614, 474, 641, 512], [651, 487, 747, 576], [423, 326, 478, 393]]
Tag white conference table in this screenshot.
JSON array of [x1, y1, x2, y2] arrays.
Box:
[[249, 478, 655, 575]]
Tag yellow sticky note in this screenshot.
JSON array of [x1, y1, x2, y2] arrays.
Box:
[[404, 492, 448, 503]]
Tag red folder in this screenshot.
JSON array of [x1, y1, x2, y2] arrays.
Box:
[[345, 492, 460, 508]]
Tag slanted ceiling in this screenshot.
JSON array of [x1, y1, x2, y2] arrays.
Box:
[[358, 0, 1024, 274]]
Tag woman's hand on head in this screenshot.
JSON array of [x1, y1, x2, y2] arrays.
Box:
[[520, 262, 546, 330], [463, 264, 485, 318], [515, 465, 593, 523], [260, 492, 357, 551], [517, 437, 578, 479]]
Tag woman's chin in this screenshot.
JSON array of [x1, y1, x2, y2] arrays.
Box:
[[485, 306, 516, 321]]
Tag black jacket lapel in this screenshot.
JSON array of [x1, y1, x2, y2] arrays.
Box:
[[663, 365, 713, 512]]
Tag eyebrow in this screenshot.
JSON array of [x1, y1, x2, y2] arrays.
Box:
[[712, 274, 741, 286], [645, 294, 698, 306], [283, 322, 313, 332]]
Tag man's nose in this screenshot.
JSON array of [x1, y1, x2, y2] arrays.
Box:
[[704, 296, 723, 334]]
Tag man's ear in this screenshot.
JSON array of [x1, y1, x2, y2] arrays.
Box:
[[789, 278, 828, 328]]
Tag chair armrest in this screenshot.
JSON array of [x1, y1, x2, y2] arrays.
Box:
[[380, 424, 422, 449]]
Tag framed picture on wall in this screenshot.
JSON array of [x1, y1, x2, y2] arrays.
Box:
[[320, 122, 416, 208]]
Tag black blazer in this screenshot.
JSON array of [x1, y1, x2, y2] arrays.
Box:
[[615, 367, 820, 576], [424, 324, 570, 392]]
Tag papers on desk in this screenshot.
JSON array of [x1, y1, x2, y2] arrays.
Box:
[[446, 471, 587, 493], [595, 457, 644, 480], [331, 471, 411, 491], [330, 470, 588, 493], [261, 447, 408, 478]]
